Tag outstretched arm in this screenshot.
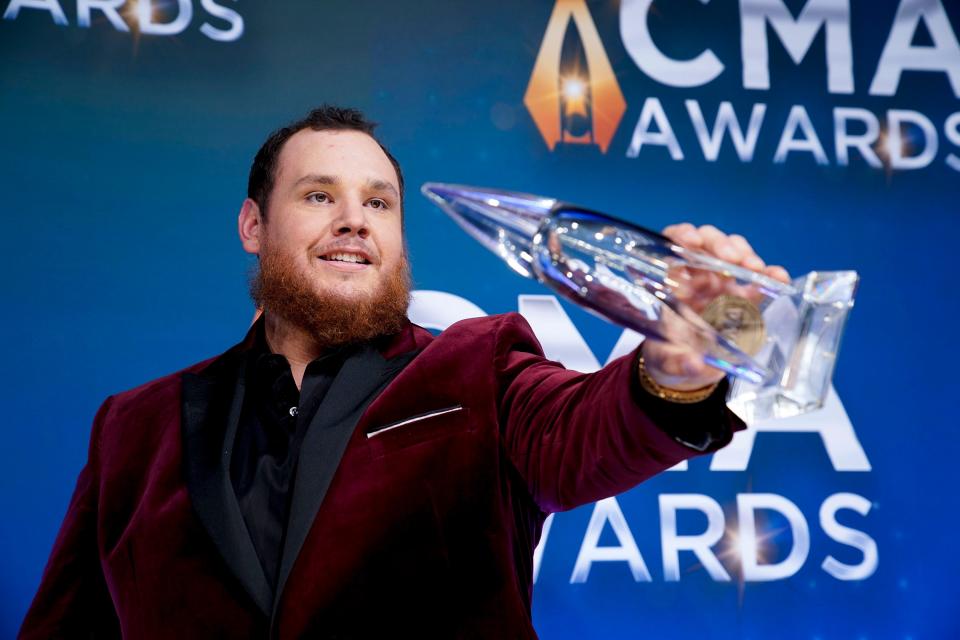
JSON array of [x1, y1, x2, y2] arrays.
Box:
[[496, 313, 742, 513], [498, 223, 788, 513]]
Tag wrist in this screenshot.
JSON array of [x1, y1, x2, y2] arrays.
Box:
[[637, 354, 720, 403]]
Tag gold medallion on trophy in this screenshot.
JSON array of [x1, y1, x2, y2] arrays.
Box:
[[701, 295, 766, 356]]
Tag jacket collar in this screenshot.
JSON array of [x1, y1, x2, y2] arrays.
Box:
[[181, 314, 427, 618]]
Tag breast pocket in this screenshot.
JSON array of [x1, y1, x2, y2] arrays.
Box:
[[366, 405, 470, 457]]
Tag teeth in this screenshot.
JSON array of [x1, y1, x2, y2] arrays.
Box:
[[324, 252, 367, 264]]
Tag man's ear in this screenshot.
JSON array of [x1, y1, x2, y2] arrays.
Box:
[[238, 198, 263, 255]]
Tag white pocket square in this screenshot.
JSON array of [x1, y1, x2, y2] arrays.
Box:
[[366, 405, 464, 438]]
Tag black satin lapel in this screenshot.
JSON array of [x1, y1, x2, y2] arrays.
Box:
[[181, 368, 273, 616], [272, 346, 419, 612]]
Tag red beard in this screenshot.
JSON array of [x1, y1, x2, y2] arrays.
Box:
[[250, 241, 411, 348]]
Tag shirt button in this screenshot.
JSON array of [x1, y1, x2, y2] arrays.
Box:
[[289, 406, 298, 417]]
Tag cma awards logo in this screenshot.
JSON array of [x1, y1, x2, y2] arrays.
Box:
[[2, 0, 243, 41], [525, 0, 960, 173]]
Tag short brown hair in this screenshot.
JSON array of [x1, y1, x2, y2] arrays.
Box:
[[247, 105, 404, 218]]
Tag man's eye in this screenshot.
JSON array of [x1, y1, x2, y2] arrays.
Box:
[[307, 192, 330, 204], [367, 198, 388, 210]]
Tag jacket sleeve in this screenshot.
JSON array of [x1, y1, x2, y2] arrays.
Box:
[[494, 312, 745, 513], [19, 397, 121, 639]]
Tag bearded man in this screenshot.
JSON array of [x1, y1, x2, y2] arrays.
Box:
[[21, 106, 790, 639]]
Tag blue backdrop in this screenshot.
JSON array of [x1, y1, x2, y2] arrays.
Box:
[[2, 0, 958, 637]]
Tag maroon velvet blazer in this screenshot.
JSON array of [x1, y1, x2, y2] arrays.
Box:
[[21, 313, 744, 639]]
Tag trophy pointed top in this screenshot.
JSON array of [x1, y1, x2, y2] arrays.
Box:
[[421, 182, 557, 211], [420, 183, 558, 278]]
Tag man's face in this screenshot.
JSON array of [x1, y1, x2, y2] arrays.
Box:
[[240, 128, 410, 345], [252, 128, 404, 302]]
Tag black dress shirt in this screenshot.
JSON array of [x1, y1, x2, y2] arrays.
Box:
[[229, 325, 350, 591]]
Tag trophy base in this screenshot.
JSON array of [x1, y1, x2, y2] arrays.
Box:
[[725, 386, 822, 423], [725, 270, 859, 423]]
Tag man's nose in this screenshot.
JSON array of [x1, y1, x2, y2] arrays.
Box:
[[331, 200, 369, 238]]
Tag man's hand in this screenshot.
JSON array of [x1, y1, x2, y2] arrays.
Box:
[[640, 223, 791, 393]]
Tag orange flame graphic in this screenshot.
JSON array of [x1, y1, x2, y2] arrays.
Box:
[[524, 0, 627, 153]]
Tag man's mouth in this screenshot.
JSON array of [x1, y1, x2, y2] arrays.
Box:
[[319, 251, 372, 265]]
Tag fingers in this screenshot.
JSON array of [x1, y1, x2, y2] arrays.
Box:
[[662, 222, 702, 249], [729, 234, 765, 271], [699, 225, 751, 264], [664, 223, 746, 262], [763, 264, 791, 284], [662, 223, 785, 280]]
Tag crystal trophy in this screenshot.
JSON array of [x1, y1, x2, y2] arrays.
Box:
[[421, 182, 858, 423]]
